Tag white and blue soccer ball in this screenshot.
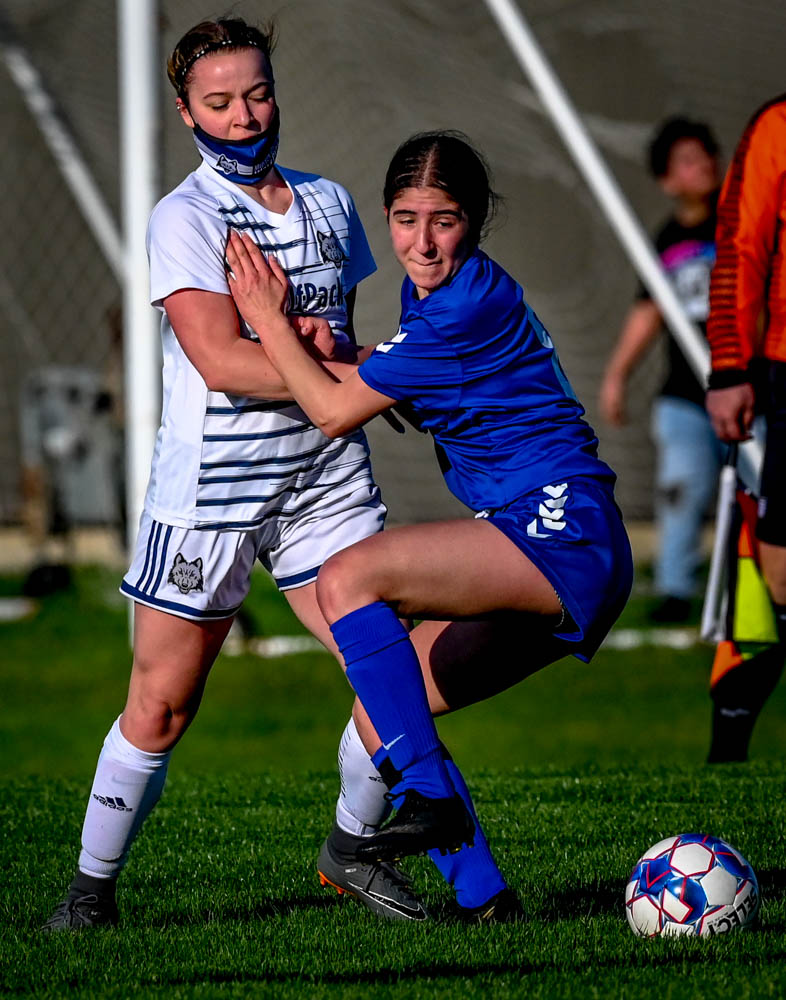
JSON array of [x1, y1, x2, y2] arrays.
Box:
[[625, 833, 759, 937]]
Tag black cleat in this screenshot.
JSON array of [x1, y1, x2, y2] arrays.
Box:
[[42, 890, 119, 931], [317, 835, 428, 921], [355, 790, 475, 863], [459, 887, 525, 924]]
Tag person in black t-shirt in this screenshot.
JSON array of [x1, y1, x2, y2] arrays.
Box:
[[599, 117, 724, 623]]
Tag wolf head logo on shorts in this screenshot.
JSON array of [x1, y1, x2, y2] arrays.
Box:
[[317, 231, 346, 267], [168, 553, 204, 595]]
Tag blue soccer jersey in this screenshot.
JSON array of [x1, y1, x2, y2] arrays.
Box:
[[358, 249, 615, 512]]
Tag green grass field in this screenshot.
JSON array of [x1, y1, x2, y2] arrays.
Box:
[[1, 565, 785, 998]]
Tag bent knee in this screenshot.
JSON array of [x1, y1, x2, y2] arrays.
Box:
[[316, 547, 379, 622], [121, 698, 194, 752], [316, 550, 355, 621], [124, 669, 204, 751]]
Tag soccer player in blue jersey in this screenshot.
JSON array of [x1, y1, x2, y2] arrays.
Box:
[[226, 131, 634, 902]]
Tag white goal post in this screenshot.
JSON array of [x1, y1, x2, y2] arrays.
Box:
[[118, 0, 161, 556]]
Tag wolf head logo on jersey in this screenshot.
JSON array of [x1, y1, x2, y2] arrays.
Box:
[[168, 553, 204, 595], [317, 231, 347, 268], [216, 154, 240, 176]]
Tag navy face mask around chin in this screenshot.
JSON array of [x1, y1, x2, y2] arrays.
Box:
[[192, 108, 280, 185]]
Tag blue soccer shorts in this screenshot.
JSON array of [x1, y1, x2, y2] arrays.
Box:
[[477, 477, 633, 661]]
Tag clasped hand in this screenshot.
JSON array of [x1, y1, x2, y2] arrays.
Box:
[[226, 229, 339, 361]]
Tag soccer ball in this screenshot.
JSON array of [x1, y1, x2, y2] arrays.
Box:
[[625, 833, 759, 937]]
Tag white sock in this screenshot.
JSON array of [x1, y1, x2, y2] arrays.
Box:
[[78, 717, 170, 879], [335, 716, 391, 836]]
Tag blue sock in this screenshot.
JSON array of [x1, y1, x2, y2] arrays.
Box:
[[331, 602, 454, 799], [428, 756, 507, 909]]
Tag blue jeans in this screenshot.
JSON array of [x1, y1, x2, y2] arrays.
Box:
[[651, 396, 724, 600]]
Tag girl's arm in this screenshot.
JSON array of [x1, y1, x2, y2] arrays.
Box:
[[225, 229, 397, 436], [598, 300, 661, 426], [163, 287, 361, 400]]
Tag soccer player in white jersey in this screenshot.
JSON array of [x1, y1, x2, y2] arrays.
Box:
[[43, 16, 429, 929]]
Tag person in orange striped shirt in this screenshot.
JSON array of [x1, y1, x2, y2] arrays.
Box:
[[706, 95, 786, 760]]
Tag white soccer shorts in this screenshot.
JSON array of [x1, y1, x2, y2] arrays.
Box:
[[120, 485, 386, 621]]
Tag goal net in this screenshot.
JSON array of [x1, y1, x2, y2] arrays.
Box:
[[1, 0, 783, 527]]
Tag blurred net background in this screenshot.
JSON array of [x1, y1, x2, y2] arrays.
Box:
[[1, 0, 785, 536]]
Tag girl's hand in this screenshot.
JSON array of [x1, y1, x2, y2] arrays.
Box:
[[291, 315, 360, 363], [291, 315, 337, 359], [226, 229, 289, 331], [598, 371, 627, 427]]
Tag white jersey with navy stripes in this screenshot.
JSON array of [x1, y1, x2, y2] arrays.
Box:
[[144, 161, 377, 531]]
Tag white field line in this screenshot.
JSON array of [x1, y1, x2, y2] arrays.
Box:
[[0, 597, 37, 622], [603, 627, 700, 651], [0, 597, 701, 653], [223, 635, 324, 658], [222, 627, 702, 658]]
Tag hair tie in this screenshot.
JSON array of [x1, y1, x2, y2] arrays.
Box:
[[177, 38, 262, 88]]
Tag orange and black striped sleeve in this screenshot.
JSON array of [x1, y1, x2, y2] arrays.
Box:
[[708, 98, 786, 380]]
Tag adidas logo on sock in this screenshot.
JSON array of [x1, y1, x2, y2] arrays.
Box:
[[92, 794, 132, 811]]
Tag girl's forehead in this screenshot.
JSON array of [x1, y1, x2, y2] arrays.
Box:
[[391, 187, 461, 209], [188, 47, 272, 87]]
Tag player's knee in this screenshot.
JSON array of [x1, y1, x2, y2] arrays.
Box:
[[122, 686, 198, 751], [122, 706, 191, 752], [316, 547, 374, 621]]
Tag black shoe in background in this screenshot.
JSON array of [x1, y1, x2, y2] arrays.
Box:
[[650, 595, 692, 624]]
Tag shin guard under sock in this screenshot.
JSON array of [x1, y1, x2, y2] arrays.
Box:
[[331, 603, 454, 799], [78, 717, 170, 879], [335, 716, 391, 836]]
